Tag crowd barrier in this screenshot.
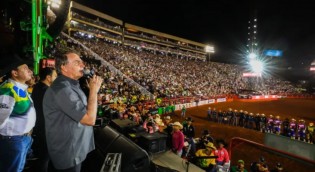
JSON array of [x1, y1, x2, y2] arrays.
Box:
[[171, 97, 227, 111], [149, 93, 315, 115]]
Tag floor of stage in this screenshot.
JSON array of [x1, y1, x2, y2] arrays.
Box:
[[151, 151, 205, 172]]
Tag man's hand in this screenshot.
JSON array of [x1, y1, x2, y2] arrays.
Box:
[[88, 75, 103, 94]]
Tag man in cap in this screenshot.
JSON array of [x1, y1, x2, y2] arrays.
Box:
[[214, 139, 230, 166], [163, 116, 173, 149], [207, 107, 212, 120], [171, 121, 184, 157], [250, 156, 269, 172], [195, 142, 216, 172], [0, 54, 35, 171], [230, 159, 248, 172], [183, 116, 196, 155], [270, 162, 283, 172]]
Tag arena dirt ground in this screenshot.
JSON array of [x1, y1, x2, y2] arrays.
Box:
[[171, 98, 315, 172]]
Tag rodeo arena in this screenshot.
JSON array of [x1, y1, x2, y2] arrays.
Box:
[[1, 1, 315, 172]]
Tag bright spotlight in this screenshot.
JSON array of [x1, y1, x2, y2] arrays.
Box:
[[248, 52, 257, 59], [249, 59, 264, 74]]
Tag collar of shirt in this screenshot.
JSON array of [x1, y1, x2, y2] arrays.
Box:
[[8, 78, 28, 90], [60, 75, 80, 86]]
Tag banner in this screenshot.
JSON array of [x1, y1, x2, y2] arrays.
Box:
[[208, 99, 215, 104], [216, 98, 226, 103]]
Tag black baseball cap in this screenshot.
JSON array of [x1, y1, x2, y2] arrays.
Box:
[[0, 53, 33, 77]]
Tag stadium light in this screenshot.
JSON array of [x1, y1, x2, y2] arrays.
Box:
[[249, 58, 264, 74], [248, 52, 257, 59], [205, 45, 215, 53]]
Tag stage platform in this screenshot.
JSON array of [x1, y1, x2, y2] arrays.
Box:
[[151, 151, 205, 172]]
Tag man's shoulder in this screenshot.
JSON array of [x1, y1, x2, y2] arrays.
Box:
[[32, 82, 48, 93], [0, 82, 15, 97], [49, 79, 72, 92]]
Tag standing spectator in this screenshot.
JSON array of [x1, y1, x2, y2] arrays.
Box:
[[43, 51, 103, 171], [0, 55, 35, 172], [233, 110, 239, 126], [171, 121, 185, 157], [307, 122, 315, 144], [181, 105, 186, 118], [282, 118, 290, 137], [163, 116, 173, 149], [230, 160, 248, 172], [218, 110, 223, 124], [207, 107, 212, 120], [260, 114, 267, 133], [244, 111, 249, 128], [248, 113, 255, 129], [26, 75, 36, 95], [31, 67, 57, 172], [239, 110, 245, 127], [211, 108, 217, 122], [297, 119, 306, 141], [183, 117, 196, 155], [289, 118, 297, 139], [255, 113, 261, 131], [226, 108, 233, 125]]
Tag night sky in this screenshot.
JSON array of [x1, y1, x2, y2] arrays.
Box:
[[75, 0, 315, 80]]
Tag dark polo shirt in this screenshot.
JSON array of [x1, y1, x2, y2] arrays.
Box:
[[43, 75, 94, 169]]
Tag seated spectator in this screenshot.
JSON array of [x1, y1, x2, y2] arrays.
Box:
[[230, 159, 248, 172], [198, 130, 215, 149], [195, 142, 216, 172], [214, 139, 230, 166], [250, 156, 269, 172], [270, 162, 283, 172]]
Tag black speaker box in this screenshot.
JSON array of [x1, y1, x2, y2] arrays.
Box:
[[139, 132, 167, 154], [92, 126, 150, 172], [109, 119, 138, 135]]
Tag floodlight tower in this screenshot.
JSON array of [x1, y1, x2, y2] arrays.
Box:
[[205, 45, 215, 62], [246, 11, 258, 54]]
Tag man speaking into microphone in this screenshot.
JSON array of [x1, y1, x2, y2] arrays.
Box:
[[43, 51, 103, 172]]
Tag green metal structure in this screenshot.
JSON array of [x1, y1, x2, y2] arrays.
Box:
[[32, 0, 52, 75]]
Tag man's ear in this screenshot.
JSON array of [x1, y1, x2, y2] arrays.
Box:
[[61, 65, 67, 73], [11, 70, 18, 77], [46, 75, 51, 82]]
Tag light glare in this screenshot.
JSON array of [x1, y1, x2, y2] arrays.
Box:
[[249, 59, 264, 74]]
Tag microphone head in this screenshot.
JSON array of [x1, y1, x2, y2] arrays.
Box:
[[83, 68, 94, 78]]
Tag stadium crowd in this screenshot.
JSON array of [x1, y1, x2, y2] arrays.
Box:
[[53, 32, 300, 101]]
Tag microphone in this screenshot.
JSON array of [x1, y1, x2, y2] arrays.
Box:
[[83, 68, 95, 78]]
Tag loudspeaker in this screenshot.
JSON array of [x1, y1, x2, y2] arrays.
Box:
[[109, 119, 138, 135], [93, 126, 150, 172], [139, 132, 167, 154]]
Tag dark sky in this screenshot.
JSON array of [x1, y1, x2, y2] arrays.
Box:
[[75, 0, 315, 79]]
